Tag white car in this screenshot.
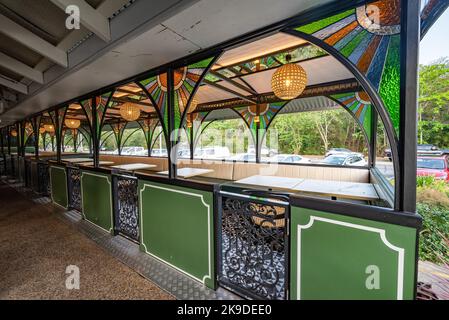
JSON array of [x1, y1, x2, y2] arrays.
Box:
[[248, 146, 277, 157], [230, 153, 256, 162], [195, 146, 230, 159], [121, 146, 145, 155], [321, 154, 367, 166], [268, 154, 311, 164], [325, 148, 358, 157], [151, 149, 168, 157]]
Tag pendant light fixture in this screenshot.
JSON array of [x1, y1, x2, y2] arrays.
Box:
[[120, 102, 141, 122], [271, 54, 307, 100], [65, 118, 81, 129], [44, 124, 55, 133]]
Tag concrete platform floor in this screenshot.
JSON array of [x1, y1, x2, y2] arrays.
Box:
[[0, 181, 173, 300], [419, 261, 449, 300]]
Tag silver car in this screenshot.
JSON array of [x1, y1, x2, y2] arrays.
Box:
[[321, 154, 367, 167]]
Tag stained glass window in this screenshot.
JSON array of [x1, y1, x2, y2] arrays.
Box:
[[295, 0, 402, 134]]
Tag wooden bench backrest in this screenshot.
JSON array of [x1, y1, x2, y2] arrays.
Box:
[[177, 159, 234, 180], [232, 162, 369, 183], [99, 155, 168, 171], [98, 155, 369, 183]]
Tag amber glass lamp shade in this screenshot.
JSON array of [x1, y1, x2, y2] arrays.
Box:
[[120, 102, 141, 122], [65, 118, 81, 129], [271, 55, 307, 100]]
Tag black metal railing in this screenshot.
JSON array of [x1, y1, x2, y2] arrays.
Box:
[[24, 159, 32, 188], [5, 154, 11, 176], [67, 166, 82, 211], [37, 162, 50, 196], [217, 190, 290, 300], [30, 161, 39, 193], [0, 154, 4, 176], [10, 155, 16, 178], [112, 173, 140, 242], [17, 156, 25, 184]]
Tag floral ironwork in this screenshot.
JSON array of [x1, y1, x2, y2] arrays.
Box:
[[113, 175, 139, 241], [37, 162, 50, 196], [219, 195, 288, 300], [67, 167, 82, 212]]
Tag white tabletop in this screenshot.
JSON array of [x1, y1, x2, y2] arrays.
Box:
[[157, 167, 214, 178], [110, 163, 157, 171], [80, 161, 115, 166], [62, 158, 93, 163], [235, 175, 379, 201], [292, 179, 379, 200], [235, 175, 304, 191]]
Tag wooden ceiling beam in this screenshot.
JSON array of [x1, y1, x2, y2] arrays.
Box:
[[209, 71, 258, 96], [203, 79, 257, 105]]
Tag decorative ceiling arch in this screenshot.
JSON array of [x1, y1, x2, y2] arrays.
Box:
[[293, 0, 401, 134], [137, 118, 160, 155], [79, 91, 114, 142], [138, 56, 218, 145], [329, 91, 373, 140]]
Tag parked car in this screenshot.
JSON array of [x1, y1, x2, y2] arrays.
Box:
[[248, 146, 277, 157], [151, 149, 168, 157], [195, 146, 230, 159], [417, 156, 449, 181], [268, 154, 311, 164], [417, 144, 441, 156], [121, 146, 145, 155], [325, 148, 354, 157], [230, 153, 256, 162], [321, 153, 367, 166], [386, 144, 441, 161], [177, 149, 190, 158], [384, 148, 392, 161]]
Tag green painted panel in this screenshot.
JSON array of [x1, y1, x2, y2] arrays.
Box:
[[81, 170, 113, 233], [295, 9, 354, 34], [290, 207, 417, 300], [139, 181, 215, 289], [50, 166, 67, 208]]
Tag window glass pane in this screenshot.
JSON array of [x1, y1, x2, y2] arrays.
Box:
[[122, 129, 146, 156], [264, 109, 368, 166], [195, 118, 254, 161]]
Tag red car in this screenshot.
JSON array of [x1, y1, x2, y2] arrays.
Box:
[[417, 156, 449, 182]]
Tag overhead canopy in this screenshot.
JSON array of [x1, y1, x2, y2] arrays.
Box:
[[195, 33, 354, 106], [203, 96, 340, 122]]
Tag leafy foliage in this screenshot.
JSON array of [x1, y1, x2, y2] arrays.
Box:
[[417, 176, 449, 265], [418, 202, 449, 266], [202, 109, 367, 155], [418, 57, 449, 147]]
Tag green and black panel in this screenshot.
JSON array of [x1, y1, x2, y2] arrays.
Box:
[[49, 165, 68, 208], [290, 204, 420, 300], [139, 179, 215, 289], [80, 169, 113, 233]]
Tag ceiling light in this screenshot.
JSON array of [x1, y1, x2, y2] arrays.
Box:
[[271, 54, 307, 100]]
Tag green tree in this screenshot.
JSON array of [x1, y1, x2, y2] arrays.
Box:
[[418, 58, 449, 146]]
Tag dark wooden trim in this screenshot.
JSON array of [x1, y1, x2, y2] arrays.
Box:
[[289, 194, 422, 229], [398, 0, 420, 213], [135, 172, 216, 192]]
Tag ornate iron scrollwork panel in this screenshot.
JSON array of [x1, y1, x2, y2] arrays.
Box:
[[5, 155, 11, 176], [113, 175, 139, 242], [67, 167, 82, 212], [0, 154, 5, 176], [10, 155, 16, 177], [37, 162, 50, 196], [218, 193, 289, 300], [25, 160, 32, 187]]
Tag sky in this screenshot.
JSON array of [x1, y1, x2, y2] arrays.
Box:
[[419, 9, 449, 65]]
